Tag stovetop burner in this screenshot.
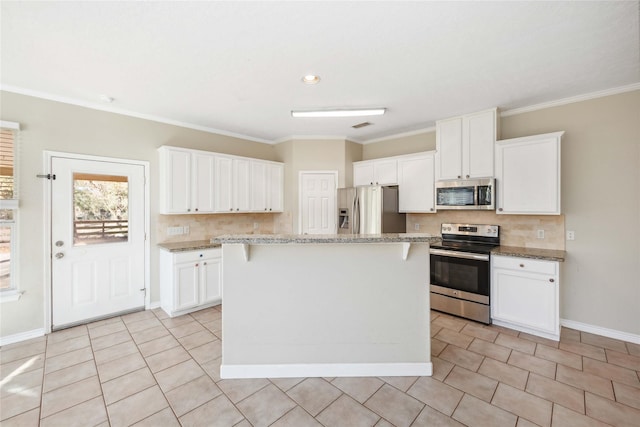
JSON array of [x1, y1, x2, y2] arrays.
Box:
[[430, 240, 498, 255]]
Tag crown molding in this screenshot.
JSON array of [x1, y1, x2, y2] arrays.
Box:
[[500, 82, 640, 118], [0, 84, 273, 145]]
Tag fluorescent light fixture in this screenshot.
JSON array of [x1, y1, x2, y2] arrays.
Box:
[[291, 108, 386, 118]]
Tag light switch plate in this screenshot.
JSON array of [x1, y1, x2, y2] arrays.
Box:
[[567, 230, 575, 240], [537, 229, 545, 239]]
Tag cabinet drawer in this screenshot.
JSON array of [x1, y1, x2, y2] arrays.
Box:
[[492, 255, 556, 275], [173, 248, 221, 264]]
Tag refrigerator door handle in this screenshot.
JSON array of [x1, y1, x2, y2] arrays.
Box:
[[354, 195, 360, 234]]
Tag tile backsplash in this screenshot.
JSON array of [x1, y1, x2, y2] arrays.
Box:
[[157, 212, 291, 243], [408, 211, 565, 250]]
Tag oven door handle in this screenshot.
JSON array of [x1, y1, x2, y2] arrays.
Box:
[[429, 249, 490, 261]]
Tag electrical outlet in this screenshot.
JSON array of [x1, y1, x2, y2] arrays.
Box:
[[414, 223, 420, 231], [567, 230, 575, 241], [253, 222, 259, 230], [537, 229, 545, 239], [167, 226, 183, 236], [183, 226, 189, 235]]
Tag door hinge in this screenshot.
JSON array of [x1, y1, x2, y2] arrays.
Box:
[[36, 173, 56, 180]]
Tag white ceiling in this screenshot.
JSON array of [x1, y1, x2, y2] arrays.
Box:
[[1, 1, 639, 144]]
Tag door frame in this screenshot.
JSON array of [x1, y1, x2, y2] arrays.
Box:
[[297, 170, 338, 234], [43, 151, 150, 334]]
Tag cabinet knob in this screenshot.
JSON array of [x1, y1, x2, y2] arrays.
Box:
[[269, 208, 272, 211], [203, 262, 207, 265], [430, 208, 434, 211], [195, 263, 199, 267], [236, 208, 240, 211], [230, 208, 233, 211], [519, 263, 525, 268], [498, 208, 503, 212], [466, 174, 470, 179], [187, 209, 191, 212], [195, 208, 198, 212], [265, 208, 267, 211], [549, 278, 555, 283], [457, 175, 461, 179]]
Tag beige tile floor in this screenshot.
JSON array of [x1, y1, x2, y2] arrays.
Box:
[[1, 305, 639, 426]]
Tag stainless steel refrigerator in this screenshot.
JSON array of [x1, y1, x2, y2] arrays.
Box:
[[337, 185, 406, 234]]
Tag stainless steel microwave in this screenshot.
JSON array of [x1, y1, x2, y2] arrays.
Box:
[[435, 178, 495, 210]]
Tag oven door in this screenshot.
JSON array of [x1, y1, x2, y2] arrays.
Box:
[[430, 249, 490, 304]]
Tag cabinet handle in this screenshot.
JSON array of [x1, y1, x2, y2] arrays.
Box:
[[519, 263, 525, 268], [549, 278, 555, 283]]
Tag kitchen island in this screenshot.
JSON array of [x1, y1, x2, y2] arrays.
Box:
[[210, 233, 438, 379]]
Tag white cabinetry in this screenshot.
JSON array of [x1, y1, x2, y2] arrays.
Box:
[[491, 255, 560, 340], [160, 248, 222, 317], [159, 147, 217, 214], [353, 159, 398, 186], [495, 131, 563, 215], [436, 108, 498, 180], [214, 156, 251, 213], [251, 161, 284, 212], [397, 153, 436, 213]]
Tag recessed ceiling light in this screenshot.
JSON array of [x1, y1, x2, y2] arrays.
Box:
[[301, 75, 321, 84], [291, 108, 386, 118]]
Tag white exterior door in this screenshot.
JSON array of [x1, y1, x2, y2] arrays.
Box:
[[51, 156, 146, 329], [300, 172, 337, 234]]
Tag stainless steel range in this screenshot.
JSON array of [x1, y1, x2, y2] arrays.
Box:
[[430, 223, 500, 324]]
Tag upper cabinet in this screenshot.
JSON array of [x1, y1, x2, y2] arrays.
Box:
[[159, 147, 215, 214], [159, 146, 284, 215], [436, 108, 498, 180], [353, 158, 398, 186], [397, 153, 436, 213], [495, 131, 563, 215], [250, 160, 284, 212]]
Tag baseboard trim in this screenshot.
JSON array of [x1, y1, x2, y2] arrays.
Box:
[[0, 328, 45, 346], [220, 362, 432, 379], [560, 318, 640, 345]]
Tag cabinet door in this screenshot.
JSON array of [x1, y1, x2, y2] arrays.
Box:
[[268, 163, 284, 212], [192, 152, 216, 213], [214, 156, 233, 212], [464, 109, 495, 178], [161, 148, 191, 213], [398, 155, 435, 213], [374, 159, 398, 185], [436, 117, 463, 180], [174, 262, 199, 311], [200, 257, 222, 305], [353, 162, 375, 186], [492, 268, 557, 335], [250, 161, 268, 212], [234, 158, 251, 212], [496, 133, 561, 214]]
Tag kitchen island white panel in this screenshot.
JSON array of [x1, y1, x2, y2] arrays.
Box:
[[217, 237, 433, 379]]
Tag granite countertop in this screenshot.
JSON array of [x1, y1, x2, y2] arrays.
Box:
[[158, 240, 221, 252], [492, 245, 566, 262], [210, 233, 441, 245]]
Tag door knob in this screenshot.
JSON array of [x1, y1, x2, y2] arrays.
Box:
[[55, 252, 64, 259]]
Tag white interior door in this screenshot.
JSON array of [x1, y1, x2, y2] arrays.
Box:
[[51, 156, 146, 329], [300, 172, 337, 234]]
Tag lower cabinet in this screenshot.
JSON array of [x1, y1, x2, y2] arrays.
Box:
[[491, 255, 560, 340], [160, 248, 222, 317]]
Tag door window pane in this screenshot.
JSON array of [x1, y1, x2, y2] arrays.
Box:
[[73, 173, 129, 245]]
